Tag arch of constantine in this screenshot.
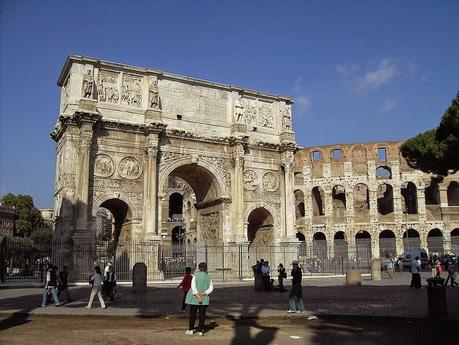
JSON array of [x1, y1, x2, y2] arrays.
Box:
[[51, 56, 459, 280]]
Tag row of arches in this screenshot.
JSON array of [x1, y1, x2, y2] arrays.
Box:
[[297, 228, 459, 259], [295, 180, 459, 218]]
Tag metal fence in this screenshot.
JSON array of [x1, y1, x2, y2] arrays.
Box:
[[1, 236, 457, 284]]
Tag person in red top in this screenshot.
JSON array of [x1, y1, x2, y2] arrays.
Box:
[[177, 267, 193, 311]]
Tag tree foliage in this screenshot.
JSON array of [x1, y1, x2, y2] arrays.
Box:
[[0, 193, 43, 237], [401, 92, 459, 176]]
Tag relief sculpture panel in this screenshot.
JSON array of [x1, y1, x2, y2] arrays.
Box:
[[121, 74, 142, 107], [94, 154, 114, 178], [98, 71, 119, 104], [262, 172, 279, 192], [200, 212, 219, 240], [118, 157, 142, 180], [243, 170, 259, 190]]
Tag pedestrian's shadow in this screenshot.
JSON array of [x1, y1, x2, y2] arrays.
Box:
[[227, 303, 278, 345]]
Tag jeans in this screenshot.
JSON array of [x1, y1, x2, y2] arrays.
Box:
[[87, 287, 106, 308], [42, 287, 60, 306], [189, 305, 207, 332], [288, 284, 304, 311]]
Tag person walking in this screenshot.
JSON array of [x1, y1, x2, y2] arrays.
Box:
[[277, 263, 287, 292], [85, 266, 106, 309], [410, 256, 422, 289], [41, 264, 60, 307], [387, 258, 395, 279], [185, 262, 213, 336], [444, 260, 458, 287], [177, 267, 193, 311], [287, 260, 305, 313], [58, 265, 71, 304], [261, 261, 271, 291], [103, 264, 117, 301]]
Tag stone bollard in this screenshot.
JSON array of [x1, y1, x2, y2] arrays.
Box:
[[346, 269, 361, 285], [371, 259, 382, 281], [427, 277, 447, 317], [132, 262, 147, 294]]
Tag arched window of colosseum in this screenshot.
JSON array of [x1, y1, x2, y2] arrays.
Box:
[[403, 228, 420, 251], [168, 193, 183, 220], [332, 185, 346, 220], [379, 230, 396, 258], [447, 181, 459, 206], [425, 179, 440, 205], [332, 149, 341, 160], [451, 228, 459, 253], [97, 198, 132, 247], [355, 230, 371, 264], [376, 166, 392, 179], [401, 182, 418, 214], [313, 232, 327, 259], [172, 225, 186, 255], [294, 189, 305, 218], [311, 186, 324, 216], [377, 183, 394, 215], [334, 231, 348, 259], [294, 172, 303, 185], [296, 232, 307, 256], [427, 228, 444, 254], [354, 183, 369, 210]]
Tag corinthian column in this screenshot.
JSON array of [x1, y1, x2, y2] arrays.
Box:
[[143, 135, 159, 240], [282, 155, 296, 240], [233, 144, 246, 242], [74, 114, 100, 236]]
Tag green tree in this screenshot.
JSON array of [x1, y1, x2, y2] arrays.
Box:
[[0, 193, 43, 237], [401, 92, 459, 176]]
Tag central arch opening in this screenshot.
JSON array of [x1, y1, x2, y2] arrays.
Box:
[[247, 207, 274, 245]]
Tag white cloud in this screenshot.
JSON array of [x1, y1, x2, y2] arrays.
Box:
[[336, 58, 416, 93], [355, 59, 397, 92], [335, 63, 359, 78], [291, 78, 311, 116], [381, 98, 396, 111]]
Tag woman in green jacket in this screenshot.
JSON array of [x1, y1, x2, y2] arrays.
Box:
[[185, 262, 214, 336]]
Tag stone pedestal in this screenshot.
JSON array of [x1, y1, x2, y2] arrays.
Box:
[[132, 262, 147, 294], [346, 269, 362, 285], [371, 259, 382, 281]]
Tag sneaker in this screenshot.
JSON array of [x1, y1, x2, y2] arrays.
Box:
[[101, 306, 107, 309], [296, 310, 305, 314], [84, 306, 91, 309], [287, 309, 296, 313], [196, 332, 204, 336], [185, 330, 194, 335], [41, 305, 46, 308]]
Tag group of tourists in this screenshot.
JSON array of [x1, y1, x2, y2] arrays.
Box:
[[40, 263, 117, 308], [409, 255, 458, 288]]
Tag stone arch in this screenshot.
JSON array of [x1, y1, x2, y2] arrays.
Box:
[[425, 179, 440, 205], [158, 158, 226, 202], [377, 183, 394, 215], [334, 231, 348, 259], [451, 228, 459, 254], [354, 183, 369, 210], [401, 182, 418, 214], [403, 228, 420, 251], [312, 186, 324, 216], [159, 160, 226, 243], [247, 207, 274, 246], [294, 189, 305, 219], [427, 228, 444, 254], [332, 185, 346, 219], [355, 230, 371, 268], [95, 197, 133, 245], [376, 166, 392, 179], [379, 229, 396, 258], [168, 192, 183, 219], [296, 231, 306, 256], [447, 181, 459, 206], [313, 231, 327, 259]]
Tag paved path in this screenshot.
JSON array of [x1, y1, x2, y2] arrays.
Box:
[[1, 272, 458, 320]]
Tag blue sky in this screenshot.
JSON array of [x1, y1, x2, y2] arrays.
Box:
[[1, 0, 458, 207]]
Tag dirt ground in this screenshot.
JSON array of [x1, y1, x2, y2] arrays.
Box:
[[0, 313, 457, 345]]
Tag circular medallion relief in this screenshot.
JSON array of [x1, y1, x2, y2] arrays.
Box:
[[243, 169, 259, 190], [262, 171, 279, 192], [94, 154, 114, 178], [118, 157, 142, 180]]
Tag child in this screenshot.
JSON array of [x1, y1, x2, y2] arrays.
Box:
[[177, 267, 193, 311]]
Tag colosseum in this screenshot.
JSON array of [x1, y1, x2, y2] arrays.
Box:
[[293, 142, 459, 260]]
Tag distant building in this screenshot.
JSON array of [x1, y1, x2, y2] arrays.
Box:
[[35, 208, 54, 231], [0, 203, 18, 236]]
